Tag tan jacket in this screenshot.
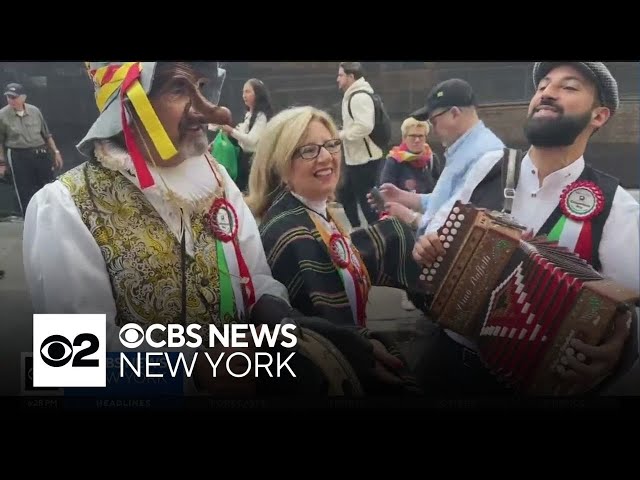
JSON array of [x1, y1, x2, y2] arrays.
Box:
[[339, 78, 383, 166]]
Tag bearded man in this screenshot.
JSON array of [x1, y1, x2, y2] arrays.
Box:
[[411, 62, 640, 396]]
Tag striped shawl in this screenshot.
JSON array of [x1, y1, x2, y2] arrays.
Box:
[[259, 190, 422, 327]]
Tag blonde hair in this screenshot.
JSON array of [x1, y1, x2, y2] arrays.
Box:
[[245, 106, 339, 220], [400, 117, 430, 137]]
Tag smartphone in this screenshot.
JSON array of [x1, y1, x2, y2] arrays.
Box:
[[369, 186, 386, 212]]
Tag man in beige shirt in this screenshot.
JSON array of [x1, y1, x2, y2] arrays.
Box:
[[0, 83, 63, 216], [336, 62, 384, 229]]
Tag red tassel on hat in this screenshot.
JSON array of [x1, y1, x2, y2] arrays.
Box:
[[120, 63, 155, 189]]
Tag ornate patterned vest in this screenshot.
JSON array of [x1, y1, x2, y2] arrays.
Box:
[[59, 161, 237, 341]]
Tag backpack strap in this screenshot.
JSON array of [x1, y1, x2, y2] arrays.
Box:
[[347, 90, 374, 158], [347, 90, 371, 119], [500, 147, 525, 214]]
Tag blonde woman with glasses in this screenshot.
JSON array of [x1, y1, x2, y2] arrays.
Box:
[[246, 106, 424, 395]]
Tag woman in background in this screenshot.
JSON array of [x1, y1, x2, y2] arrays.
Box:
[[221, 78, 274, 192], [380, 117, 440, 194], [377, 117, 441, 310]]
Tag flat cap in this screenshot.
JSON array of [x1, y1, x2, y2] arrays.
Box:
[[532, 62, 619, 116]]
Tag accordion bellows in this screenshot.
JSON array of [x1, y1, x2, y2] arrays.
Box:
[[418, 201, 639, 395]]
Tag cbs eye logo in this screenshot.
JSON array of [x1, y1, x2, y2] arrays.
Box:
[[32, 314, 106, 388], [40, 333, 100, 368], [119, 324, 145, 348]]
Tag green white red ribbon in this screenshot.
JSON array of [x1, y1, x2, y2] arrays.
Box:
[[547, 180, 605, 263]]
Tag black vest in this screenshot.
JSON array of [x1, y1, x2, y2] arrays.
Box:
[[469, 148, 619, 272]]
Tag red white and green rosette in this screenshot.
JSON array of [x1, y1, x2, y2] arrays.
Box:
[[329, 233, 351, 269], [560, 180, 604, 221], [548, 180, 605, 263], [207, 197, 238, 242], [207, 197, 256, 313]]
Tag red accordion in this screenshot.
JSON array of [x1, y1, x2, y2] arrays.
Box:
[[418, 201, 639, 395]]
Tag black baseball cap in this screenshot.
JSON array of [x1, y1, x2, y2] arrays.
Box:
[[410, 78, 476, 120], [4, 83, 25, 97]]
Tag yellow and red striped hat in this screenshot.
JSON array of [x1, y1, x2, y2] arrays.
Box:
[[77, 61, 226, 189]]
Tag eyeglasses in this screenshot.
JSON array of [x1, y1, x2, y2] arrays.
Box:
[[407, 134, 426, 141], [427, 107, 453, 128], [296, 139, 342, 160]]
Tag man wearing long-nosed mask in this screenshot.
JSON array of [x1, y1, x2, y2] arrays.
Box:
[[22, 62, 385, 398]]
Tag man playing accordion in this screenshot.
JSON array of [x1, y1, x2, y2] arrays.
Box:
[[412, 62, 639, 396]]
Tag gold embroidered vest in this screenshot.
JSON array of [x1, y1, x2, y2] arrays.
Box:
[[59, 161, 237, 339]]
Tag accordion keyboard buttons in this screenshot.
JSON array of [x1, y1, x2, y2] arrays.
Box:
[[437, 256, 443, 262]]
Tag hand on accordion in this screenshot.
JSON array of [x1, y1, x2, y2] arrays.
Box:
[[557, 310, 632, 393], [413, 232, 447, 266]]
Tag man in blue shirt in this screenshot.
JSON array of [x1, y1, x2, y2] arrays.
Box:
[[374, 79, 504, 234], [411, 78, 505, 233]]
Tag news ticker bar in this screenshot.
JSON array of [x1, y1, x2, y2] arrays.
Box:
[[10, 395, 633, 412]]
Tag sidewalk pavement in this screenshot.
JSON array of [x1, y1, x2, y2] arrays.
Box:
[[0, 219, 34, 395]]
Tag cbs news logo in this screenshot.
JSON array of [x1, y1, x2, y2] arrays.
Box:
[[32, 314, 106, 387]]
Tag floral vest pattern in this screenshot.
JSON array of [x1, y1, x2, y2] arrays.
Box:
[[59, 161, 237, 341]]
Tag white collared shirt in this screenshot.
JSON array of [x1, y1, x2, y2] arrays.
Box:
[[427, 150, 639, 293]]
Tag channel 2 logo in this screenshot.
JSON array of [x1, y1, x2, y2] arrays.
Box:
[[32, 314, 106, 387]]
